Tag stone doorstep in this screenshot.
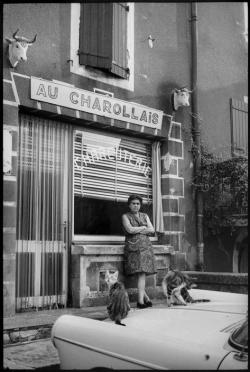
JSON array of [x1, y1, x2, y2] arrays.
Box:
[[4, 325, 53, 346], [3, 311, 109, 346], [3, 315, 109, 346]]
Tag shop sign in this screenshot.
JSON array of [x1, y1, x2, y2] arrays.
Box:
[[31, 77, 163, 129]]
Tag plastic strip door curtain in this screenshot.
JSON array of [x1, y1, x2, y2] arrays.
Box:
[[16, 114, 69, 311]]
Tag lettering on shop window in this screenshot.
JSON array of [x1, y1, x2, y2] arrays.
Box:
[[74, 147, 152, 177]]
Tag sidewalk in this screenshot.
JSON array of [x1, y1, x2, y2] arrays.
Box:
[[3, 305, 109, 370], [4, 339, 60, 370], [4, 300, 165, 370]]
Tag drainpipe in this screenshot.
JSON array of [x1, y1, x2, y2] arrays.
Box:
[[190, 2, 204, 270]]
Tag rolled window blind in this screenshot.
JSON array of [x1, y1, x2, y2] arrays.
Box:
[[73, 130, 152, 203]]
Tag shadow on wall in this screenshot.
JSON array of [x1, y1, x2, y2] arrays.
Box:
[[157, 81, 177, 116]]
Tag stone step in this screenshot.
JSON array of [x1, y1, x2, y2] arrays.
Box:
[[4, 324, 53, 346], [4, 298, 167, 346]]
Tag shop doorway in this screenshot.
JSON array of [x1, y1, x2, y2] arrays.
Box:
[[16, 114, 70, 311]]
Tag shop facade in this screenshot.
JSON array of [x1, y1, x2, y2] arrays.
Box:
[[3, 2, 247, 315], [4, 70, 186, 313]]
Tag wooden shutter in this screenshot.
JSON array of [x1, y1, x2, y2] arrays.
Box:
[[111, 3, 129, 78], [230, 98, 248, 157], [73, 130, 152, 203], [79, 3, 113, 69], [79, 3, 129, 79]]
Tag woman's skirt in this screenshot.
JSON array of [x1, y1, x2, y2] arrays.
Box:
[[124, 234, 157, 276]]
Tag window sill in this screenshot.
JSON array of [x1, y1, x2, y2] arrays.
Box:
[[71, 244, 174, 256], [73, 235, 158, 243]]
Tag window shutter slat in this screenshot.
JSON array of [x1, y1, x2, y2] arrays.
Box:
[[111, 3, 129, 78], [73, 131, 152, 203], [230, 98, 248, 156], [79, 4, 113, 69]]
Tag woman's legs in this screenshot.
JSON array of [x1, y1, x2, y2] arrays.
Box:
[[143, 291, 150, 302], [138, 273, 151, 303], [138, 273, 146, 304]]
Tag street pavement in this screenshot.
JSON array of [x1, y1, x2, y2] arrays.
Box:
[[3, 305, 110, 370], [3, 301, 165, 369], [4, 339, 60, 370]]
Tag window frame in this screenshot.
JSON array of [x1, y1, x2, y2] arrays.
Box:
[[70, 3, 134, 91], [78, 3, 129, 79], [71, 127, 157, 243]]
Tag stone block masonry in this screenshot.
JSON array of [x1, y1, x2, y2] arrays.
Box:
[[71, 244, 173, 307], [185, 272, 248, 294], [3, 78, 19, 317], [161, 120, 185, 252]]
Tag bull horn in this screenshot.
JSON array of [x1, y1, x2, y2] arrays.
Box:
[[182, 88, 193, 94], [27, 34, 37, 44], [12, 29, 20, 40], [180, 86, 193, 93]]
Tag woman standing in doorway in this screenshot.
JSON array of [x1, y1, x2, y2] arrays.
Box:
[[122, 194, 156, 308]]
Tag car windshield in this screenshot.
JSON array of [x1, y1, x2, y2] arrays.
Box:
[[229, 319, 248, 351]]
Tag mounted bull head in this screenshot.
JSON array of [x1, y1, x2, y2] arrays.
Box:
[[171, 87, 192, 111], [5, 29, 37, 68]]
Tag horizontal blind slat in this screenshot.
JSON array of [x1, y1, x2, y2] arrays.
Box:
[[73, 131, 152, 201]]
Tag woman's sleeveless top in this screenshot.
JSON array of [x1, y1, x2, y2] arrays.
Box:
[[124, 212, 148, 239]]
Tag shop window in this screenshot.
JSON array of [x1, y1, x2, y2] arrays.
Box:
[[73, 129, 152, 237], [79, 3, 129, 79]]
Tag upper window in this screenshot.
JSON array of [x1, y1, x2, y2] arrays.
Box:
[[70, 3, 134, 91], [79, 3, 129, 79]]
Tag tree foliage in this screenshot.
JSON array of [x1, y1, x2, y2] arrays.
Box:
[[192, 143, 248, 235]]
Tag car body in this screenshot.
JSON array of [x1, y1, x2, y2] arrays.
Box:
[[51, 289, 248, 370]]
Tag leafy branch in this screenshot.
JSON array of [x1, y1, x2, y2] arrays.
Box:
[[192, 144, 248, 235]]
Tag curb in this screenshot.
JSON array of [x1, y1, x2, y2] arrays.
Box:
[[3, 313, 108, 346]]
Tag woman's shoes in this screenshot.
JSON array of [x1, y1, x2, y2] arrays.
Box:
[[137, 302, 148, 309], [137, 300, 153, 309]]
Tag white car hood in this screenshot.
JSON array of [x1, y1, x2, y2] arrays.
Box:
[[52, 289, 248, 370], [119, 306, 245, 347], [112, 289, 247, 347]]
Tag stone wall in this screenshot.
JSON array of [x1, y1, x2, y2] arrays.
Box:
[[3, 94, 19, 316], [70, 244, 174, 307], [184, 271, 248, 294]]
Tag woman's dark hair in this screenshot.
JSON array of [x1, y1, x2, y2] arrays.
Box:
[[127, 194, 143, 206]]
